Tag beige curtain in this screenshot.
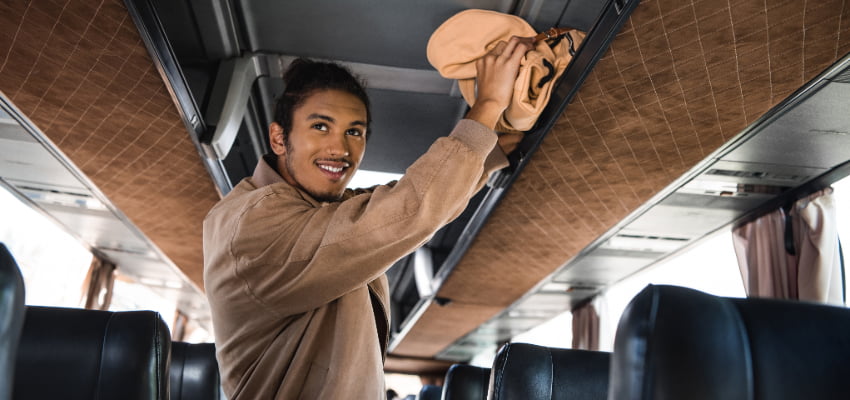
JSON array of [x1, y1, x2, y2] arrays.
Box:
[[172, 310, 188, 342], [571, 300, 599, 351], [732, 187, 843, 305], [81, 256, 116, 310]]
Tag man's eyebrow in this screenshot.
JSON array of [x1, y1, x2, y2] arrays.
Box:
[[307, 113, 334, 123], [307, 113, 366, 127]]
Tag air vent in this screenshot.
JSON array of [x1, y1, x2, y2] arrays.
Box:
[[15, 184, 108, 211], [16, 184, 90, 198], [707, 169, 764, 178], [707, 168, 807, 183], [605, 234, 689, 253], [733, 183, 788, 195], [437, 347, 477, 362], [616, 233, 689, 242], [705, 168, 809, 183], [680, 178, 791, 199]]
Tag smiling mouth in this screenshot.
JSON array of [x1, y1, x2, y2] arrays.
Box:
[[316, 160, 351, 181], [319, 165, 345, 173]]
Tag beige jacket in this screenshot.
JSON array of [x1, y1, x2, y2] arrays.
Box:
[[203, 119, 507, 399]]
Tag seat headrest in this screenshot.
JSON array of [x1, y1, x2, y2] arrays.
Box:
[[0, 244, 25, 400], [489, 343, 610, 400], [170, 342, 220, 400], [610, 284, 850, 400], [442, 364, 489, 400], [418, 384, 442, 400], [14, 306, 171, 400]]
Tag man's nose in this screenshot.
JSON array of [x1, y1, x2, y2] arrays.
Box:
[[326, 132, 349, 157]]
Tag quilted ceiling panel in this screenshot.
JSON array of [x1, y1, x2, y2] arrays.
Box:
[[0, 1, 219, 289], [394, 0, 850, 357]]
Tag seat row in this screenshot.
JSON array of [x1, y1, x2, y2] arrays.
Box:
[[0, 243, 221, 400], [417, 284, 850, 400]]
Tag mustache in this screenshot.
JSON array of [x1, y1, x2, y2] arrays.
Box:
[[316, 157, 353, 165]]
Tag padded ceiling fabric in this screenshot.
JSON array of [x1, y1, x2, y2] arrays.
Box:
[[0, 1, 219, 289], [393, 0, 850, 357]]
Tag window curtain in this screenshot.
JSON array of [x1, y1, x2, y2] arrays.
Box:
[[732, 187, 843, 305], [172, 309, 188, 342], [81, 256, 116, 310], [571, 300, 600, 351]]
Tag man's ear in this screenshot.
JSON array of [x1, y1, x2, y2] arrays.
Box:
[[269, 122, 286, 156]]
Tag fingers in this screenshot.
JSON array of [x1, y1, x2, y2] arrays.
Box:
[[491, 40, 508, 55], [500, 36, 532, 59], [509, 36, 534, 59], [467, 36, 535, 129], [488, 36, 533, 59]]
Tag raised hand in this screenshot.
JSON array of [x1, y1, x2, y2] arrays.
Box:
[[465, 36, 534, 130]]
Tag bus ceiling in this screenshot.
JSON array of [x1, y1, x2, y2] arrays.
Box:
[[0, 0, 848, 376]]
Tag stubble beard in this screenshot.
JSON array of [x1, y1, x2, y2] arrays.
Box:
[[284, 139, 346, 203]]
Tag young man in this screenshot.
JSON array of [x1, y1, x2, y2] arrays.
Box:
[[204, 37, 532, 399]]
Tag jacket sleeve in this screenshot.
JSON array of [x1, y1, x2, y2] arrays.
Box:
[[230, 119, 508, 316]]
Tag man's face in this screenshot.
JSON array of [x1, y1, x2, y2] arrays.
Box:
[[270, 89, 368, 202]]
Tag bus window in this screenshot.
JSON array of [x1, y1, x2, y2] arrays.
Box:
[[0, 185, 91, 308], [510, 309, 574, 351], [601, 230, 746, 349], [385, 373, 423, 400], [500, 175, 850, 356], [490, 228, 746, 357], [0, 183, 212, 340], [348, 169, 403, 189]]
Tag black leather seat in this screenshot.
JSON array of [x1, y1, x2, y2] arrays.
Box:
[[0, 244, 25, 400], [441, 364, 490, 400], [418, 384, 442, 400], [609, 284, 850, 400], [13, 306, 171, 400], [170, 341, 221, 400], [489, 343, 610, 399]]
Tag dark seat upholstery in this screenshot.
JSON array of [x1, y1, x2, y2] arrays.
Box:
[[441, 364, 490, 400], [489, 343, 610, 400], [14, 306, 171, 400], [610, 284, 850, 400], [0, 244, 25, 400], [170, 341, 221, 400], [418, 384, 442, 400]]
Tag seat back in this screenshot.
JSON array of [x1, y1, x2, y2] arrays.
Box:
[[14, 306, 171, 400], [0, 244, 25, 400], [170, 341, 221, 400], [489, 343, 610, 400], [609, 284, 850, 400], [418, 384, 442, 400], [441, 364, 490, 400]]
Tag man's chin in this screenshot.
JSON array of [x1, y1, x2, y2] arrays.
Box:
[[307, 189, 345, 203]]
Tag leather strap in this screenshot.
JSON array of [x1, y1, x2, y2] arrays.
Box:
[[534, 27, 573, 43]]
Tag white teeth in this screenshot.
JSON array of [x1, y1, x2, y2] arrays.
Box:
[[319, 165, 343, 173]]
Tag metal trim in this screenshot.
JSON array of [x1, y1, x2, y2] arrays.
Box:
[[123, 0, 233, 195]]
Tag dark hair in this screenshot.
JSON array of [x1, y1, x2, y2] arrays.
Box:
[[274, 58, 372, 139]]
